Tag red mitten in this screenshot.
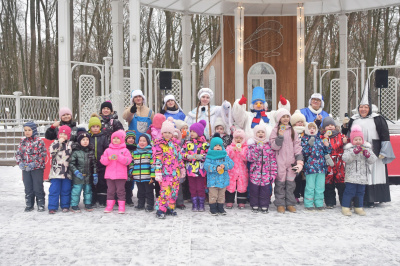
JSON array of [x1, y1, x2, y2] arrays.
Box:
[[353, 146, 363, 154], [363, 149, 371, 158], [238, 94, 247, 105]]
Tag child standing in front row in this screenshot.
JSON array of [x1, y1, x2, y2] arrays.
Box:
[[270, 109, 303, 214], [301, 122, 332, 211], [100, 130, 132, 214], [48, 125, 73, 214], [247, 125, 277, 213], [204, 134, 234, 215], [341, 125, 377, 216], [125, 130, 137, 207], [16, 121, 47, 212], [152, 119, 185, 219]]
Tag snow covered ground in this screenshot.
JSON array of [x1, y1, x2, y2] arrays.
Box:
[[1, 165, 400, 266]]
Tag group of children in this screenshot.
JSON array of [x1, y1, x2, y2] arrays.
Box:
[[16, 100, 377, 218]]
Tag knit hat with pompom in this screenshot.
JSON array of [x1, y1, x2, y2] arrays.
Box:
[[350, 125, 364, 144]]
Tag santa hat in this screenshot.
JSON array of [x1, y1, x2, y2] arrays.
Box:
[[161, 118, 176, 134], [130, 90, 146, 105], [152, 114, 166, 129], [197, 88, 214, 100], [278, 95, 291, 112], [59, 107, 72, 120], [309, 93, 324, 109], [232, 129, 246, 144], [290, 110, 306, 126], [350, 125, 364, 144], [190, 120, 207, 137], [173, 119, 188, 130], [162, 94, 183, 112], [58, 125, 71, 140], [250, 87, 268, 110]]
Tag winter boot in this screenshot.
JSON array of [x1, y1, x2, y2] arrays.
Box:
[[85, 204, 93, 212], [261, 207, 269, 214], [166, 209, 178, 216], [104, 200, 116, 213], [217, 203, 227, 215], [209, 203, 218, 216], [71, 206, 81, 213], [277, 206, 285, 213], [25, 195, 34, 212], [24, 206, 34, 212], [354, 207, 366, 216], [118, 201, 126, 214], [286, 206, 297, 213], [37, 198, 45, 212], [225, 203, 233, 209], [135, 205, 145, 211], [238, 203, 245, 209], [145, 206, 154, 212], [156, 210, 166, 219], [176, 204, 186, 210], [198, 197, 206, 212], [341, 207, 352, 216], [252, 207, 259, 213], [191, 197, 199, 212]]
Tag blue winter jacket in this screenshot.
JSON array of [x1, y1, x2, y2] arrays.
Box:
[[165, 111, 186, 121], [301, 133, 332, 175], [300, 107, 330, 124], [204, 156, 234, 188]]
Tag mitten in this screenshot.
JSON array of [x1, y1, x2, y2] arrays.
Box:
[[195, 154, 204, 160], [325, 154, 334, 167], [19, 163, 26, 171], [342, 117, 350, 125], [308, 136, 315, 146], [74, 170, 84, 180], [130, 103, 137, 114], [247, 138, 255, 145], [160, 109, 166, 115], [155, 173, 163, 182], [27, 162, 36, 169], [314, 119, 321, 128], [93, 174, 98, 185], [238, 94, 247, 105], [353, 146, 362, 154], [186, 154, 194, 160], [363, 149, 371, 158], [24, 163, 33, 172]]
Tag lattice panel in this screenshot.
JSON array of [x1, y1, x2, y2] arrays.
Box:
[[123, 78, 131, 108], [20, 98, 59, 121], [162, 79, 182, 107], [0, 97, 16, 119], [79, 75, 96, 124], [380, 76, 397, 120], [330, 79, 341, 119]]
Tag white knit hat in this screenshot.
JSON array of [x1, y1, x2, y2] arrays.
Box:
[[197, 88, 214, 100], [162, 94, 183, 111], [290, 110, 306, 126], [173, 119, 188, 130], [130, 90, 146, 105]]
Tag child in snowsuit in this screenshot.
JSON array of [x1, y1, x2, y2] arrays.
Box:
[[16, 121, 47, 212], [48, 125, 73, 214], [150, 113, 166, 140], [212, 117, 233, 148], [88, 115, 109, 207], [291, 110, 307, 203], [247, 125, 277, 213], [98, 101, 124, 142], [181, 120, 209, 212], [69, 129, 97, 212], [204, 134, 234, 215], [322, 117, 347, 208], [100, 130, 132, 214], [125, 130, 137, 207], [301, 122, 332, 211], [341, 125, 377, 216], [152, 119, 185, 219], [225, 129, 248, 209], [130, 133, 155, 212], [270, 109, 303, 213]]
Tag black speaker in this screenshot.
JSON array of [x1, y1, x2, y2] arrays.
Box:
[[159, 71, 172, 90], [375, 69, 388, 88]]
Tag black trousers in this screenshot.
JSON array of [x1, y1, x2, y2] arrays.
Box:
[[23, 169, 45, 207], [125, 180, 134, 204], [294, 172, 306, 198], [324, 182, 345, 206], [225, 190, 247, 204], [92, 168, 107, 205], [136, 181, 154, 207]]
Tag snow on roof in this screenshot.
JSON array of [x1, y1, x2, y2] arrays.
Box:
[[140, 0, 400, 16]]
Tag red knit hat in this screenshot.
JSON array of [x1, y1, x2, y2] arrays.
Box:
[[152, 113, 166, 129], [350, 125, 364, 144], [58, 125, 71, 140]]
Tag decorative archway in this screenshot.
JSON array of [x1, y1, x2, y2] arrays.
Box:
[[247, 62, 277, 111]]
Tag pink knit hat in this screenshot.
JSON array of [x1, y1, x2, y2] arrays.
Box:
[[58, 125, 71, 140], [232, 129, 246, 144], [111, 130, 126, 144], [161, 118, 176, 134], [59, 107, 72, 120], [152, 113, 166, 129], [253, 125, 268, 143], [190, 120, 207, 136], [350, 125, 364, 144]]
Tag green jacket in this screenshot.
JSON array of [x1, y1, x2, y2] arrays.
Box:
[[69, 144, 97, 185]]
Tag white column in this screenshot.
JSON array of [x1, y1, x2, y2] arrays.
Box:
[[103, 57, 112, 99], [147, 60, 153, 110], [182, 14, 191, 113], [220, 15, 225, 103], [111, 0, 124, 117], [339, 14, 348, 117], [58, 0, 72, 110], [191, 61, 197, 108], [129, 0, 141, 94], [13, 91, 22, 121], [311, 62, 318, 94], [360, 59, 366, 94], [234, 6, 244, 100], [297, 5, 305, 109]]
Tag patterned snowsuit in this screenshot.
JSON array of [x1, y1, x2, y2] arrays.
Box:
[[153, 138, 185, 212], [226, 142, 248, 204]]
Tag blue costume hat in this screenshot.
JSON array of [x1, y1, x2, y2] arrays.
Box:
[[251, 87, 266, 105]]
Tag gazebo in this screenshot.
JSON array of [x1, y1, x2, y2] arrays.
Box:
[[57, 0, 400, 117]]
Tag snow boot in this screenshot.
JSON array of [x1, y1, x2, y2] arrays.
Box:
[[238, 203, 245, 209], [225, 203, 233, 209], [104, 200, 115, 213], [118, 201, 126, 214], [48, 209, 56, 214], [24, 195, 34, 212], [37, 198, 45, 212], [217, 203, 227, 215], [209, 203, 218, 216], [85, 204, 93, 212], [354, 207, 366, 216], [261, 207, 269, 214], [71, 206, 81, 213], [191, 197, 199, 212], [135, 205, 145, 211], [277, 206, 285, 213], [166, 209, 177, 216], [156, 210, 166, 219], [24, 206, 34, 212], [176, 204, 186, 210], [252, 207, 259, 213], [145, 206, 154, 212], [341, 207, 352, 216], [286, 205, 296, 213], [198, 197, 206, 212]]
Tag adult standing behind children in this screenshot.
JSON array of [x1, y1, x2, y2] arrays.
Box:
[[98, 101, 124, 140], [45, 107, 78, 142], [160, 94, 186, 121], [300, 93, 330, 127], [123, 90, 154, 142]]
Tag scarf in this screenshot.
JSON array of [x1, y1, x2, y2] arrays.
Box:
[[251, 110, 269, 128], [207, 149, 227, 160], [293, 126, 305, 134], [307, 106, 323, 115], [136, 145, 152, 154]]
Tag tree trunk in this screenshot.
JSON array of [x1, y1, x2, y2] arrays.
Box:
[[30, 0, 37, 95]]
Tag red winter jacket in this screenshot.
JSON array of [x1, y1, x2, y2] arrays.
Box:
[[15, 136, 47, 170]]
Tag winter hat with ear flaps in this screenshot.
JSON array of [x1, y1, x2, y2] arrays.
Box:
[[130, 90, 146, 105], [309, 93, 324, 108]]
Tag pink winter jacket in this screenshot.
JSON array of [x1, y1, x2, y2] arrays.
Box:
[[100, 143, 132, 180], [269, 111, 303, 182], [226, 142, 248, 193]]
